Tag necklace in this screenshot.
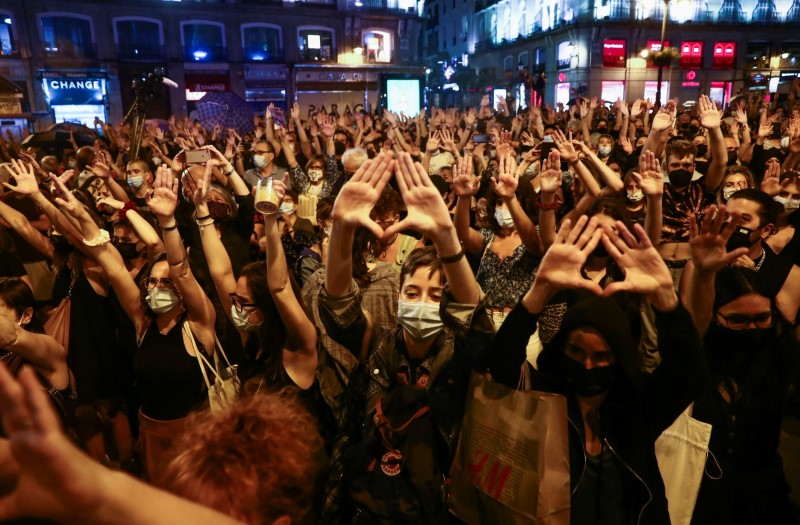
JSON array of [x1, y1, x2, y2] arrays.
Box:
[[754, 248, 766, 272]]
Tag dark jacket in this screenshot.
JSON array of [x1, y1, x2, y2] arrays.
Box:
[[488, 297, 707, 525]]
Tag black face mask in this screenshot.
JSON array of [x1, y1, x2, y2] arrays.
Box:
[[688, 125, 700, 135], [207, 201, 230, 221], [727, 151, 738, 165], [116, 241, 142, 261], [669, 169, 693, 188], [725, 225, 757, 251], [707, 323, 771, 374], [334, 141, 347, 156], [560, 354, 616, 398], [50, 234, 74, 254], [695, 144, 708, 157]]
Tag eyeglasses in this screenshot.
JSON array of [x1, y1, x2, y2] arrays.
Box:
[[145, 277, 175, 290], [716, 311, 773, 330], [229, 293, 258, 311]]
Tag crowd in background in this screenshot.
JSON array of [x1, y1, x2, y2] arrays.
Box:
[[0, 86, 798, 524]]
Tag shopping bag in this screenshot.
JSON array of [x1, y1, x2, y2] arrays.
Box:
[[183, 323, 240, 413], [449, 370, 571, 525], [44, 285, 74, 351], [655, 403, 713, 525]]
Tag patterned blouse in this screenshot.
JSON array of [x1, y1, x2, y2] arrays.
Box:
[[661, 180, 716, 244], [476, 229, 540, 309], [287, 154, 341, 199]]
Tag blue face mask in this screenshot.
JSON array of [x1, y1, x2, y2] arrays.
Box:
[[597, 146, 612, 158]]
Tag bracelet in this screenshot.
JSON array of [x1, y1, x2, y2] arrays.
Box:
[[168, 255, 187, 267], [160, 222, 178, 232], [197, 220, 215, 231], [536, 196, 558, 210], [82, 229, 111, 247], [195, 214, 211, 222], [224, 168, 235, 177], [119, 200, 137, 220], [438, 248, 465, 264]]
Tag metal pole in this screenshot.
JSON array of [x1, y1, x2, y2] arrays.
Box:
[[655, 0, 670, 105]]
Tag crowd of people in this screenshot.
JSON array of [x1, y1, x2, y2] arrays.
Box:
[[0, 88, 798, 524]]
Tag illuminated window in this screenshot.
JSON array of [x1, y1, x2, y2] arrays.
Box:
[[556, 82, 570, 106], [114, 18, 163, 60], [298, 27, 334, 62], [679, 41, 703, 69], [0, 12, 17, 56], [716, 42, 738, 70], [362, 30, 392, 63], [242, 24, 282, 62], [602, 39, 626, 68], [180, 21, 225, 62], [601, 81, 625, 102], [557, 41, 572, 70], [40, 14, 95, 58], [644, 81, 669, 101]]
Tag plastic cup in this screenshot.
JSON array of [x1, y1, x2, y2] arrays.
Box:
[[254, 177, 280, 214]]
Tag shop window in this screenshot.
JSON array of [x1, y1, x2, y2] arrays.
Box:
[[709, 81, 732, 107], [602, 39, 626, 68], [40, 14, 95, 59], [778, 42, 800, 69], [555, 82, 570, 106], [114, 18, 163, 60], [242, 24, 283, 62], [644, 81, 669, 102], [601, 81, 625, 102], [298, 27, 334, 62], [743, 42, 767, 70], [362, 29, 392, 63], [679, 41, 703, 69], [715, 42, 737, 70], [180, 21, 226, 62], [534, 46, 546, 70], [0, 12, 18, 57]]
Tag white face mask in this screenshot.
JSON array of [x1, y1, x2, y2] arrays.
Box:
[[627, 189, 644, 202], [145, 288, 180, 314], [230, 304, 262, 332], [279, 202, 295, 215], [128, 176, 145, 189], [775, 195, 800, 211], [722, 187, 738, 201], [397, 300, 444, 342], [152, 157, 162, 167], [308, 168, 323, 182], [781, 136, 791, 149], [494, 208, 515, 229], [253, 155, 268, 169], [597, 146, 612, 158]]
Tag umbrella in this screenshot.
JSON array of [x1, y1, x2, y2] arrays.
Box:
[[195, 92, 255, 137], [20, 122, 98, 151]]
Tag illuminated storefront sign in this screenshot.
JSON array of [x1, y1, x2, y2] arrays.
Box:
[[713, 42, 736, 69], [603, 40, 626, 68], [41, 72, 107, 126], [680, 42, 703, 69]]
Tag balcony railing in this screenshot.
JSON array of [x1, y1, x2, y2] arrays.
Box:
[[117, 44, 166, 61], [243, 48, 285, 63], [297, 48, 337, 62], [293, 0, 337, 8], [43, 42, 98, 60], [183, 46, 227, 62]]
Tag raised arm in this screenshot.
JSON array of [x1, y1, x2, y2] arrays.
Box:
[[0, 316, 67, 390], [451, 154, 484, 254], [537, 150, 563, 251], [97, 198, 165, 257], [291, 103, 313, 160], [491, 153, 542, 254], [148, 166, 216, 350], [636, 150, 664, 246], [643, 99, 677, 159], [0, 200, 53, 260], [698, 94, 727, 192]]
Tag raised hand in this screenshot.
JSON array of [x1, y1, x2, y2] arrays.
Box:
[[146, 165, 179, 221], [452, 154, 480, 197], [651, 99, 677, 131], [440, 128, 457, 152], [331, 152, 393, 238], [320, 115, 335, 138], [735, 108, 748, 125], [698, 94, 721, 130], [630, 99, 644, 119], [491, 153, 518, 199], [619, 135, 634, 155], [539, 150, 563, 194], [290, 102, 301, 121], [426, 131, 441, 153], [384, 153, 454, 241], [635, 150, 664, 196], [532, 216, 604, 296], [3, 159, 40, 196], [689, 205, 747, 273], [464, 107, 478, 127], [552, 129, 578, 162], [760, 159, 783, 195], [50, 172, 86, 219], [600, 222, 675, 308]]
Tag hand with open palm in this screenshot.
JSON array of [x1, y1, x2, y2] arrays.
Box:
[[491, 153, 518, 200], [532, 216, 604, 297], [147, 165, 179, 222], [698, 95, 721, 130], [635, 150, 664, 197], [331, 151, 393, 239], [688, 205, 747, 273], [3, 160, 40, 196], [452, 154, 480, 197]]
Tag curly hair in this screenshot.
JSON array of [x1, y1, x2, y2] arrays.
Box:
[[163, 391, 325, 525]]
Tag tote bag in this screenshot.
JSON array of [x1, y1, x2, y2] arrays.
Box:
[[183, 323, 240, 413], [449, 369, 571, 525]]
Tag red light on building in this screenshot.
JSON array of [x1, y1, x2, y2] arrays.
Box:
[[712, 42, 736, 69], [646, 40, 670, 68], [680, 41, 703, 69], [558, 72, 566, 82], [603, 39, 626, 68]]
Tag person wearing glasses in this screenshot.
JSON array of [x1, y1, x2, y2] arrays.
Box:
[[682, 205, 799, 524], [193, 167, 317, 396], [51, 166, 217, 488]]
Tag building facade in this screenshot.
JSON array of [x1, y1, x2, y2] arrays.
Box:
[[0, 0, 423, 131], [422, 0, 800, 109]]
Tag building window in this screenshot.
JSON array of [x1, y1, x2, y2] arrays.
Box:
[[644, 81, 669, 101], [40, 14, 94, 58], [362, 30, 392, 63], [779, 42, 800, 69], [715, 42, 738, 69], [114, 18, 163, 60], [601, 81, 625, 102], [556, 82, 570, 106], [744, 42, 768, 70], [557, 41, 572, 70], [242, 24, 283, 62], [180, 21, 226, 62], [679, 41, 703, 69], [0, 13, 17, 57], [503, 55, 514, 71], [518, 51, 529, 68], [298, 27, 334, 62], [602, 39, 626, 68], [534, 46, 546, 70]]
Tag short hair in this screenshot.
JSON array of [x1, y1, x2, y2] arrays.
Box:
[[163, 391, 324, 525], [399, 246, 443, 289], [0, 277, 44, 333], [664, 140, 697, 163], [370, 186, 403, 219], [304, 154, 326, 173], [316, 196, 334, 222], [727, 188, 780, 226], [341, 147, 368, 170]]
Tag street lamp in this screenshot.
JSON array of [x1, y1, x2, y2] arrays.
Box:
[[655, 0, 670, 106]]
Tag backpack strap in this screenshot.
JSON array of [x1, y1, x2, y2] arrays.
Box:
[[373, 397, 431, 452]]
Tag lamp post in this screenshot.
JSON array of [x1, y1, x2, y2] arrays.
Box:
[[655, 0, 670, 106]]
